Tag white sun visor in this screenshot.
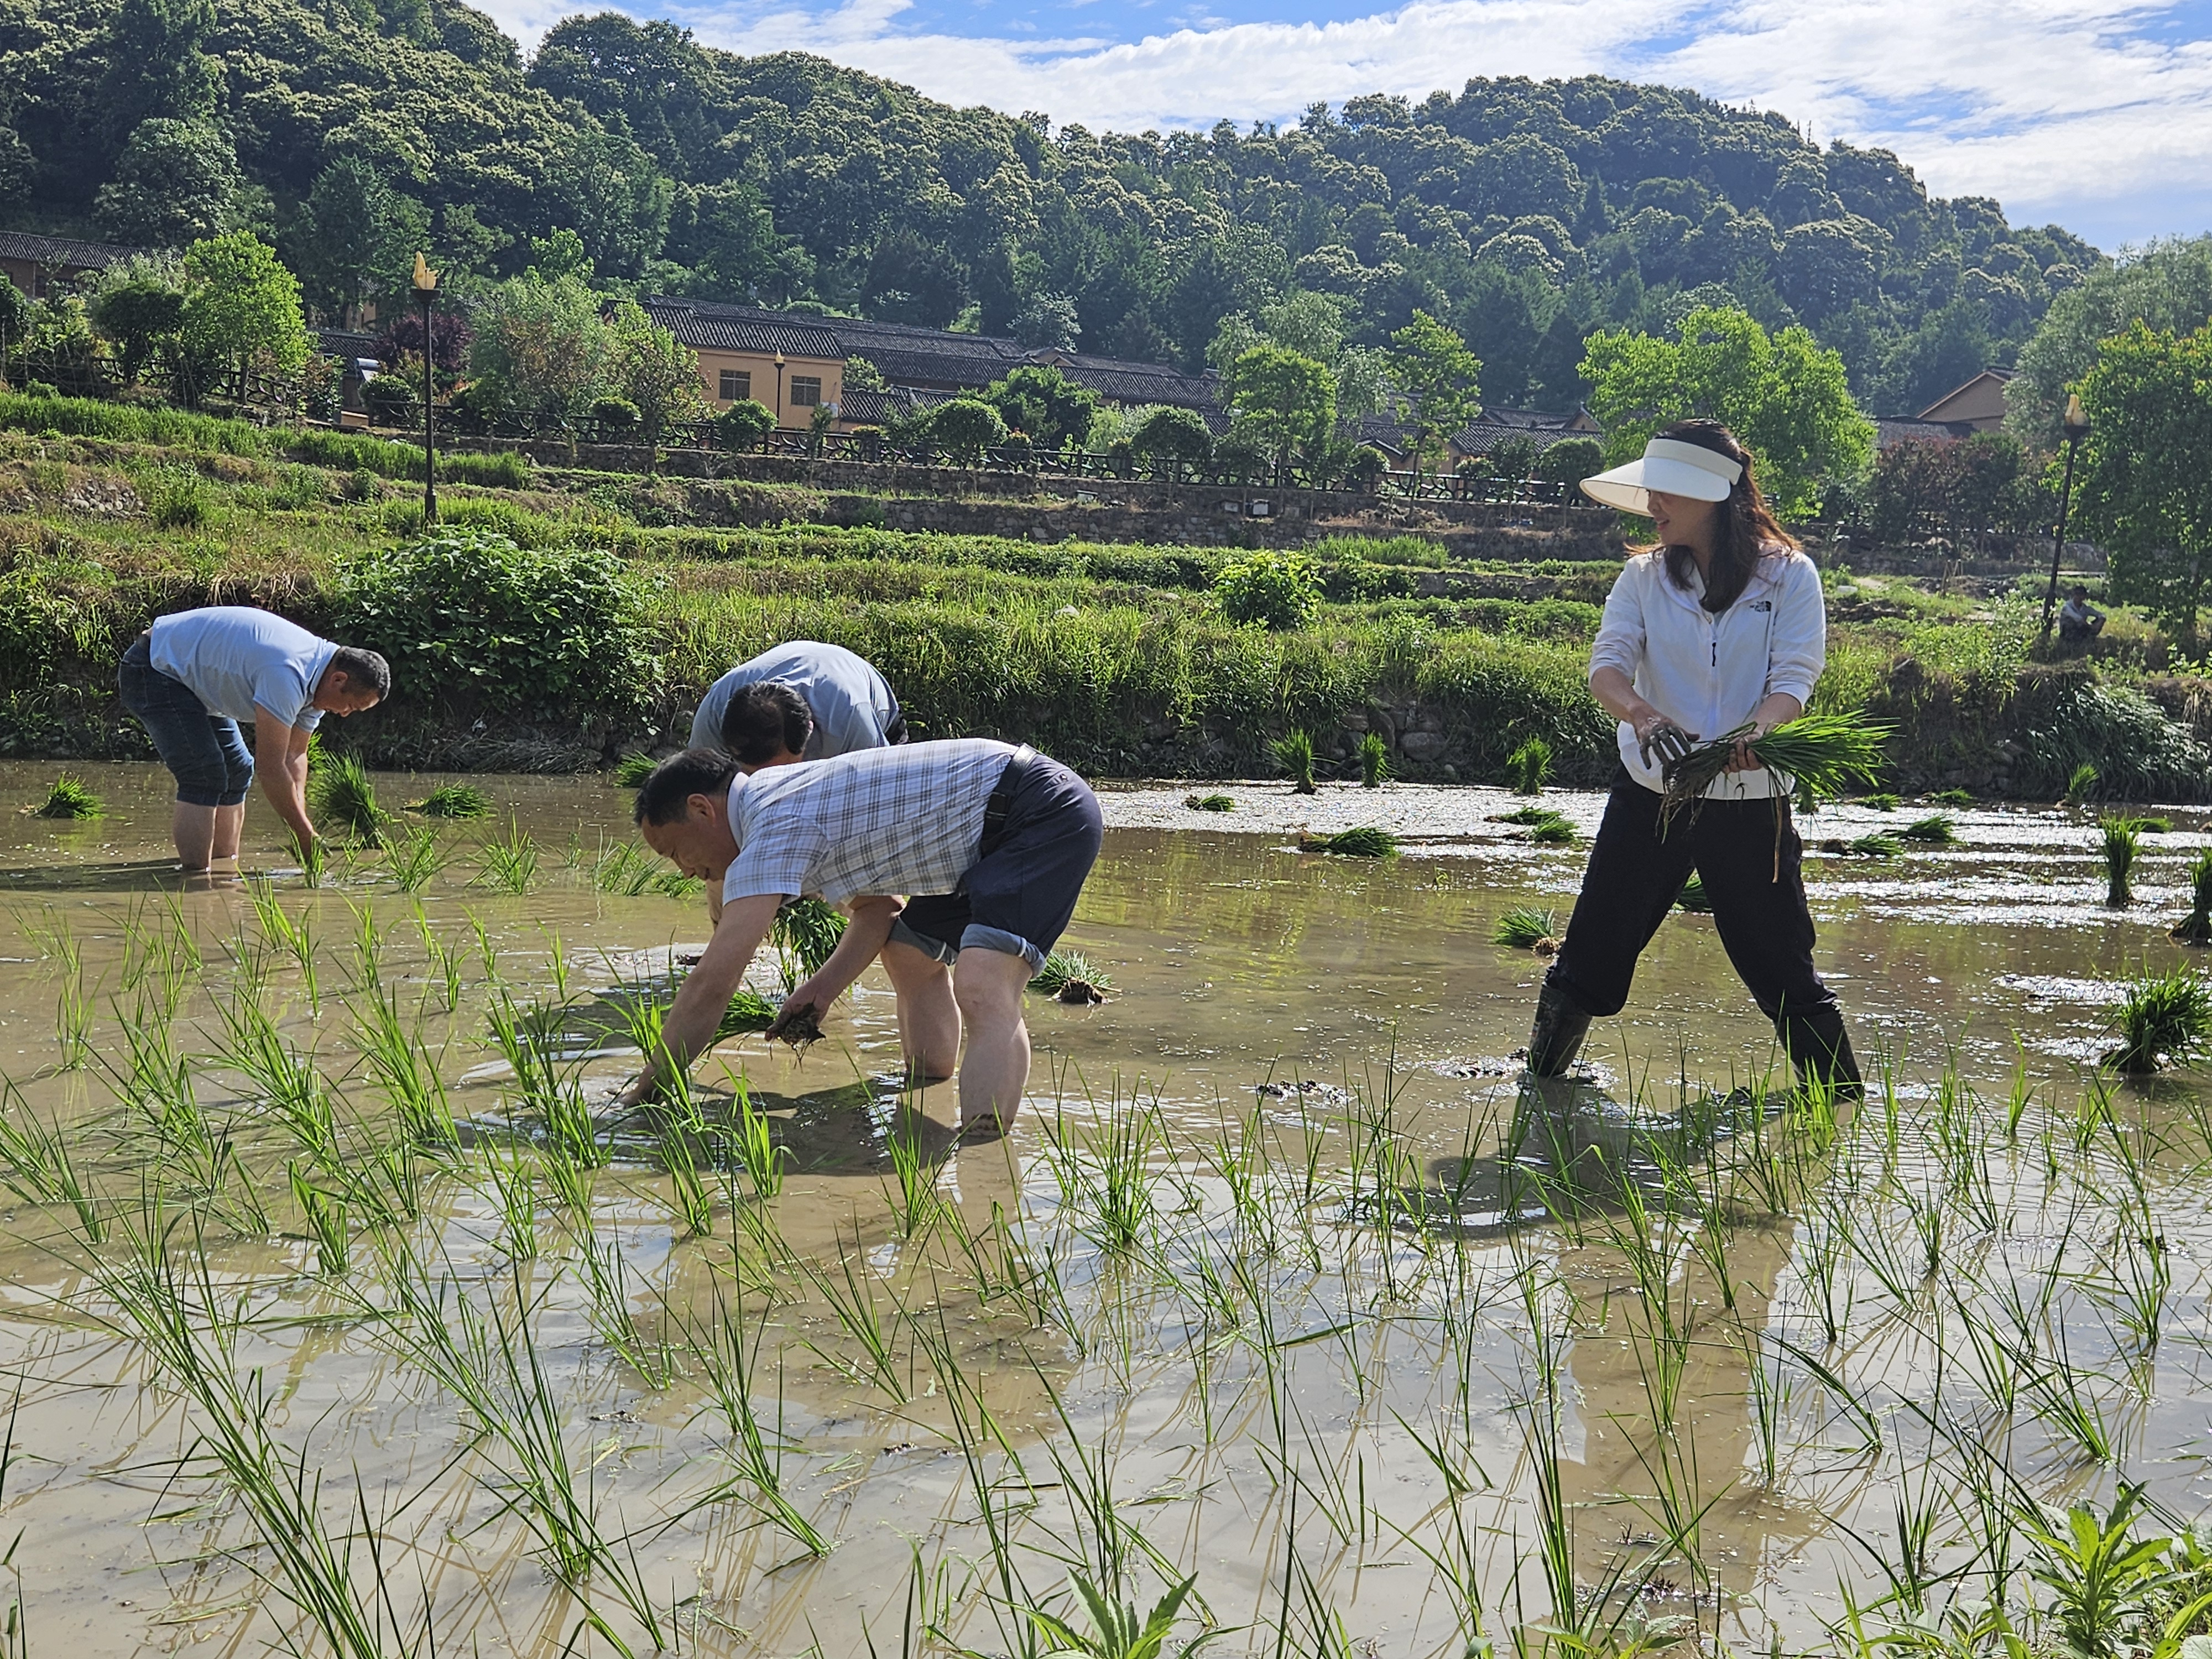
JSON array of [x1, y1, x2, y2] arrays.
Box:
[[1579, 437, 1743, 514]]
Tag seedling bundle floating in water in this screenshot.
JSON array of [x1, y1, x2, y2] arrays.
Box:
[[1300, 826, 1400, 857], [33, 774, 103, 819]]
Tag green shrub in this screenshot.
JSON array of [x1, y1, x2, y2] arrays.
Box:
[[145, 466, 212, 529], [928, 398, 1009, 463], [361, 375, 419, 426], [336, 528, 660, 716], [2021, 679, 2209, 803], [1129, 406, 1212, 466], [714, 400, 776, 451], [1215, 550, 1321, 630], [590, 395, 640, 435]]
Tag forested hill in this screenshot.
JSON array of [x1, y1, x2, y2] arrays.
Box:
[[3, 0, 2100, 411]]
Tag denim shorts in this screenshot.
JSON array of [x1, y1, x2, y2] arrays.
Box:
[[118, 634, 254, 807], [889, 752, 1103, 972]]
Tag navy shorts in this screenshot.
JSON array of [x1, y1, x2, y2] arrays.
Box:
[[890, 751, 1102, 972], [118, 634, 254, 807]]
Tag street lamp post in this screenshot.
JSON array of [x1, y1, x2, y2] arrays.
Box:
[[413, 252, 439, 526], [2039, 392, 2092, 643]]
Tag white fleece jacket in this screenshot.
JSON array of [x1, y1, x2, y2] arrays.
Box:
[[1588, 545, 1827, 800]]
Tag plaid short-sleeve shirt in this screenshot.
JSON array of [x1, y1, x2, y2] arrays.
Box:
[[722, 738, 1016, 906]]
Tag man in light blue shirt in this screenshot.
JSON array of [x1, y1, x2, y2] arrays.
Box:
[[119, 606, 389, 872], [690, 641, 902, 767]]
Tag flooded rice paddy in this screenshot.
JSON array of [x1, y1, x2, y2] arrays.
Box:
[[1, 760, 2210, 1657]]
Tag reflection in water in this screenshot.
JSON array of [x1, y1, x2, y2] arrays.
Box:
[[0, 762, 2205, 1655]]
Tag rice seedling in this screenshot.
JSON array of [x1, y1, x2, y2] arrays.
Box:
[[1676, 873, 1713, 912], [2065, 762, 2100, 805], [593, 836, 699, 898], [1030, 950, 1114, 1001], [384, 823, 446, 892], [1862, 792, 1901, 811], [352, 983, 457, 1148], [33, 772, 103, 818], [2116, 815, 2172, 834], [0, 1076, 103, 1239], [413, 909, 464, 1013], [1184, 792, 1234, 811], [883, 1118, 947, 1239], [1275, 729, 1317, 794], [290, 1164, 350, 1275], [798, 1232, 910, 1401], [1506, 734, 1552, 795], [1658, 711, 1891, 826], [308, 752, 392, 846], [247, 878, 320, 1009], [473, 816, 539, 894], [1358, 732, 1389, 787], [478, 1144, 539, 1259], [1492, 804, 1561, 826], [2101, 816, 2140, 907], [1300, 825, 1399, 857], [578, 1234, 676, 1386], [1932, 787, 1974, 806], [1491, 905, 1559, 950], [1901, 813, 1959, 843], [612, 751, 658, 787], [2172, 851, 2212, 945], [2106, 965, 2212, 1073], [687, 1295, 834, 1557], [415, 781, 490, 819], [1528, 814, 1578, 845], [1848, 832, 1901, 857]]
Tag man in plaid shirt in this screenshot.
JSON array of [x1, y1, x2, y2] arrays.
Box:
[[617, 738, 1103, 1133]]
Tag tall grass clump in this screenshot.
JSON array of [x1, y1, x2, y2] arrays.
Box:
[[1275, 729, 1317, 794], [2171, 851, 2212, 945], [146, 466, 213, 529], [2100, 816, 2140, 907], [1506, 735, 1552, 795], [2108, 966, 2212, 1073], [34, 773, 103, 818], [308, 753, 392, 846]]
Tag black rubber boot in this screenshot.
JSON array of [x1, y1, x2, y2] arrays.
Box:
[[1779, 1004, 1863, 1100], [1525, 984, 1593, 1078]]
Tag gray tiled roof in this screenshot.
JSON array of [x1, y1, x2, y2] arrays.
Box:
[[0, 229, 151, 269], [643, 299, 846, 360]]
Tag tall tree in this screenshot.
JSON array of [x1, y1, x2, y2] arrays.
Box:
[[466, 271, 613, 424], [607, 298, 708, 445], [1384, 309, 1483, 470], [2075, 321, 2212, 635], [93, 119, 239, 246], [179, 232, 310, 398], [295, 156, 425, 326], [1226, 345, 1336, 465]]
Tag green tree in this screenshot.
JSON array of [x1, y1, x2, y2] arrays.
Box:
[[1226, 345, 1335, 466], [1130, 405, 1213, 467], [1579, 304, 1873, 519], [714, 399, 775, 450], [466, 272, 613, 425], [607, 298, 708, 445], [1385, 309, 1483, 471], [926, 397, 1008, 463], [93, 118, 240, 246], [179, 232, 310, 398], [2010, 236, 2212, 446], [1534, 435, 1605, 488], [981, 364, 1097, 451], [659, 178, 794, 302], [2074, 321, 2212, 635], [91, 272, 186, 385], [295, 156, 425, 326]]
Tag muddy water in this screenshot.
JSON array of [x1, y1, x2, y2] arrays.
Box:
[[0, 760, 2208, 1657]]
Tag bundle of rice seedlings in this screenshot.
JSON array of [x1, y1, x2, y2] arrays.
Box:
[[1900, 814, 1958, 844], [2100, 816, 2139, 907], [1185, 793, 1235, 812], [1302, 826, 1400, 857], [1658, 712, 1891, 828], [1931, 787, 1974, 807], [2064, 762, 2099, 806], [1676, 873, 1713, 913], [1506, 735, 1552, 796], [1849, 832, 1901, 857], [307, 752, 391, 846], [1491, 805, 1559, 826], [612, 752, 658, 788], [1359, 732, 1389, 789], [1861, 792, 1900, 811], [2170, 851, 2212, 945], [772, 897, 846, 977], [716, 989, 779, 1040], [34, 774, 103, 819], [1492, 906, 1559, 949], [1030, 951, 1114, 1003], [1275, 730, 1317, 795], [416, 782, 491, 820], [2107, 966, 2212, 1073], [1528, 816, 1578, 846]]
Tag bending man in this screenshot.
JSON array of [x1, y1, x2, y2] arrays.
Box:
[[619, 740, 1102, 1132], [692, 640, 904, 765], [118, 606, 388, 872]]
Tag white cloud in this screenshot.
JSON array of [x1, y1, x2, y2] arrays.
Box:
[[481, 0, 2212, 243]]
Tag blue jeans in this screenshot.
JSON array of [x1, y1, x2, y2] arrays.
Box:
[[118, 634, 254, 807]]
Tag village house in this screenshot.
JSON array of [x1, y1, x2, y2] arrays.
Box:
[[0, 229, 153, 299]]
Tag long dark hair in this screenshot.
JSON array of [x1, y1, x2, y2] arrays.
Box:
[[1648, 419, 1796, 613]]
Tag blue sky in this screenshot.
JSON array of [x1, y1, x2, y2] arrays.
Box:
[[484, 0, 2212, 251]]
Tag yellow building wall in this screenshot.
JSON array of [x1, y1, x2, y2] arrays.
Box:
[[693, 348, 846, 430]]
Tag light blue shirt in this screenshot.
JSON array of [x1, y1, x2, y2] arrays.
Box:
[[690, 641, 900, 759], [149, 606, 338, 731]]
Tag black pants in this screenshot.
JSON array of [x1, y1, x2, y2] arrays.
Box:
[[1545, 768, 1840, 1036]]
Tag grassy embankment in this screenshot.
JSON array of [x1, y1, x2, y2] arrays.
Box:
[[0, 390, 2204, 795]]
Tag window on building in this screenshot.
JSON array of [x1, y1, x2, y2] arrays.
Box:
[[719, 369, 750, 402], [789, 376, 822, 408]]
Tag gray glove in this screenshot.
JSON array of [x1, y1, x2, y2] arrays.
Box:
[[1637, 719, 1699, 769]]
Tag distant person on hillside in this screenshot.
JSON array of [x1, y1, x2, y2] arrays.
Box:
[[691, 641, 904, 768], [619, 740, 1102, 1135], [1522, 419, 1860, 1097], [118, 606, 388, 873], [2057, 586, 2106, 654]]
